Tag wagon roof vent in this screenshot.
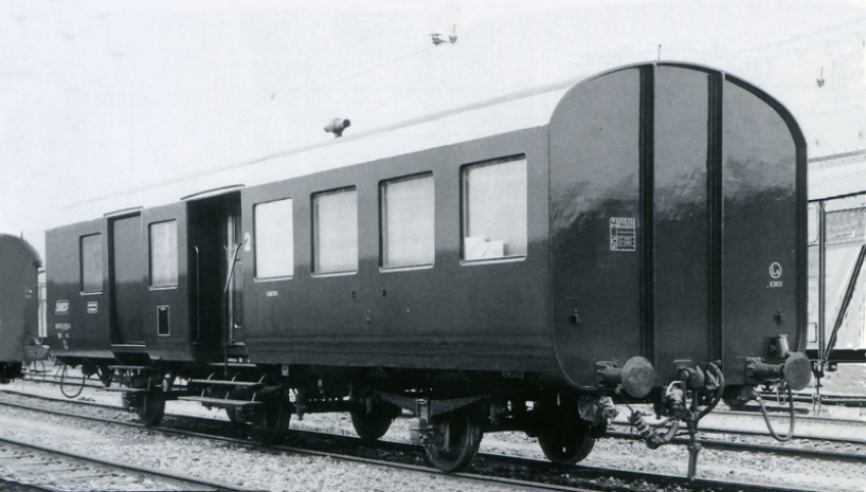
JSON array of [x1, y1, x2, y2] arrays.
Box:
[[324, 118, 351, 137]]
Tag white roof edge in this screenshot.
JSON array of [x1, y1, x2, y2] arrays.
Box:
[[64, 83, 575, 215]]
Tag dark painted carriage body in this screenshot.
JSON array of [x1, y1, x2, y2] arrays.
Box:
[[0, 234, 41, 382], [46, 62, 807, 396], [47, 197, 247, 369]]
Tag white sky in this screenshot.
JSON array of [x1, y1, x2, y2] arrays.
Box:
[[2, 0, 866, 260]]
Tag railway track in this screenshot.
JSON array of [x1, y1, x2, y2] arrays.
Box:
[[8, 383, 866, 450], [0, 387, 845, 492], [0, 433, 251, 491], [0, 477, 57, 492]]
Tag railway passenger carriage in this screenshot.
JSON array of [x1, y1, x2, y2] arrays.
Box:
[[0, 234, 43, 383], [45, 61, 813, 473]]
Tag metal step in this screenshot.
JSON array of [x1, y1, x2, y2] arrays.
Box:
[[108, 365, 156, 371], [188, 379, 263, 387], [101, 387, 148, 393], [206, 362, 257, 368], [177, 396, 263, 408]]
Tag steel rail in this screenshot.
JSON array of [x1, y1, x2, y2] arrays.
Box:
[[0, 396, 596, 492], [607, 431, 866, 464], [12, 380, 866, 428], [0, 477, 60, 492], [8, 385, 866, 450], [0, 434, 253, 491], [0, 392, 840, 492]]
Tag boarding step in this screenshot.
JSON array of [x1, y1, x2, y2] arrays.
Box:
[[101, 387, 148, 393], [177, 396, 263, 408], [108, 365, 157, 371], [188, 379, 264, 387], [206, 362, 257, 368]]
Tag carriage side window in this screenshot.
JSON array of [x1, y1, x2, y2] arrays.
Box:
[[313, 187, 358, 274], [462, 156, 528, 261], [149, 220, 178, 288], [80, 234, 103, 293], [381, 173, 434, 269], [255, 198, 294, 279]]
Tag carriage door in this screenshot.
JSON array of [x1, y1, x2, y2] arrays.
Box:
[[109, 213, 145, 346], [186, 190, 243, 348]]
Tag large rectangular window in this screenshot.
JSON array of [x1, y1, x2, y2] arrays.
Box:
[[80, 234, 103, 293], [313, 187, 358, 274], [462, 156, 528, 261], [255, 198, 294, 279], [149, 220, 178, 288], [381, 173, 434, 269]]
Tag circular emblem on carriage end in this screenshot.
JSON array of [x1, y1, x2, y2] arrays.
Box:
[[769, 262, 782, 279]]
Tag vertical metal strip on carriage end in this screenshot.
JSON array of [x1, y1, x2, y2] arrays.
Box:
[[796, 143, 810, 353], [707, 71, 724, 364], [817, 200, 827, 356], [639, 64, 655, 362]]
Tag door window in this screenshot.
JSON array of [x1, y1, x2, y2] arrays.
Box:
[[149, 220, 178, 288], [80, 234, 103, 293]]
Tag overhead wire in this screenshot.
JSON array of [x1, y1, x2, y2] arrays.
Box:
[[715, 16, 866, 57], [313, 45, 437, 91]]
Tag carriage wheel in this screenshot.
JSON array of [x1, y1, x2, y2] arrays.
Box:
[[350, 405, 398, 442], [136, 388, 166, 427], [537, 421, 594, 466], [424, 409, 482, 472], [250, 394, 291, 446]]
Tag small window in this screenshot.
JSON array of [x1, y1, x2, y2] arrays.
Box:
[[381, 173, 434, 269], [255, 198, 294, 279], [149, 220, 178, 288], [313, 187, 358, 274], [80, 234, 103, 293], [157, 306, 170, 336], [462, 156, 528, 261]]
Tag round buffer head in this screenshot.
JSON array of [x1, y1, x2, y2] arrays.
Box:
[[782, 352, 812, 391], [622, 356, 655, 398]]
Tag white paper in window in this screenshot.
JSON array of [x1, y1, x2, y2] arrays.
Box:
[[464, 158, 527, 260]]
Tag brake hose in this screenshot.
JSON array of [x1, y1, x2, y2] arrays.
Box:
[[59, 364, 85, 399], [698, 362, 726, 420], [754, 386, 796, 442]]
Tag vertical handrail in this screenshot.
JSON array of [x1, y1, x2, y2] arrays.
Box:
[[193, 246, 200, 344], [223, 243, 241, 376], [817, 201, 826, 357], [223, 244, 241, 295]]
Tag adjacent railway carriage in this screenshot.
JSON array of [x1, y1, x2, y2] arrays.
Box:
[[0, 234, 43, 383], [46, 62, 812, 474]]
